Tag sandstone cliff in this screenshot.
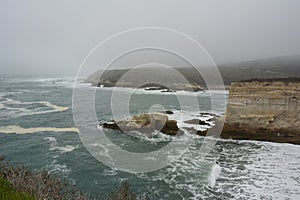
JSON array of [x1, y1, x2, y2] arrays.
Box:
[[222, 78, 300, 144]]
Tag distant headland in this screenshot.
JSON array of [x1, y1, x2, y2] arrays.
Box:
[[86, 65, 298, 92]]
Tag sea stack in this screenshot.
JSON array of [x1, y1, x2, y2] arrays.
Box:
[[222, 78, 300, 144], [102, 112, 183, 136]]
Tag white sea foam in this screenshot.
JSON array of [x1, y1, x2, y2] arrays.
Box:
[[211, 140, 300, 200], [47, 159, 71, 174], [127, 130, 174, 143], [50, 145, 78, 153], [44, 136, 57, 142], [0, 97, 69, 118], [103, 168, 118, 176], [168, 110, 216, 133], [4, 98, 69, 111], [0, 125, 78, 134], [36, 78, 91, 89], [208, 162, 221, 187], [88, 142, 116, 166], [2, 77, 91, 89], [44, 137, 79, 154], [136, 139, 218, 199], [96, 86, 228, 96], [134, 138, 300, 199]]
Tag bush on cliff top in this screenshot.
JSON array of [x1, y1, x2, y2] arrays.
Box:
[[0, 156, 148, 200], [0, 155, 89, 200]]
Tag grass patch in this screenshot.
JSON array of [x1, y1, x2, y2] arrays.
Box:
[[0, 175, 35, 200]]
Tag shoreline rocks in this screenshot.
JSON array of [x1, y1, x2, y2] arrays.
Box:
[[184, 119, 211, 126], [101, 111, 216, 137], [102, 112, 183, 136]]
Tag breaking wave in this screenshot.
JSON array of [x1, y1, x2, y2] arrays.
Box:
[[95, 86, 228, 96], [44, 137, 79, 154]]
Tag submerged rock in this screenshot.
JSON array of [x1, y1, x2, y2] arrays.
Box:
[[184, 119, 211, 126], [102, 112, 183, 136], [182, 127, 208, 136], [159, 110, 174, 114]]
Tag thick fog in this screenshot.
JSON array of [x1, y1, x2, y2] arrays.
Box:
[[1, 0, 300, 77]]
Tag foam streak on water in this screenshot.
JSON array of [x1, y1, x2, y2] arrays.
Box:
[[0, 125, 78, 134], [0, 97, 69, 119]]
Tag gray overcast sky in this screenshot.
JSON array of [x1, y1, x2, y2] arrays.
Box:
[[1, 0, 300, 77]]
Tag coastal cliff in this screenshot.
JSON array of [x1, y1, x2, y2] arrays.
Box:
[[221, 78, 300, 144]]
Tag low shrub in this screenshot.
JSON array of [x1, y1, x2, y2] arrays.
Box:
[[0, 155, 149, 200], [0, 156, 89, 200]]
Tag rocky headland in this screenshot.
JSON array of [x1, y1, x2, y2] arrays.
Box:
[[221, 77, 300, 144], [86, 66, 296, 92]]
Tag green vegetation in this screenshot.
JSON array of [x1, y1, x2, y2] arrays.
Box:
[[0, 175, 35, 200]]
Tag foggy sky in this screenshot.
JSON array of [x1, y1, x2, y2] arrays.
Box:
[[1, 0, 300, 77]]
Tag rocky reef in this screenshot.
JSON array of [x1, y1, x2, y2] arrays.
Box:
[[102, 112, 183, 136], [101, 111, 216, 136], [222, 77, 300, 144]]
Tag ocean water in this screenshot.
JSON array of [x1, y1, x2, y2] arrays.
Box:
[[0, 78, 299, 200]]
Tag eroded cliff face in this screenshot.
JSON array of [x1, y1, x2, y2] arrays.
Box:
[[222, 79, 300, 144]]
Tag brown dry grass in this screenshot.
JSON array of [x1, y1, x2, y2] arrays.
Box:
[[0, 155, 89, 200], [107, 181, 149, 200]]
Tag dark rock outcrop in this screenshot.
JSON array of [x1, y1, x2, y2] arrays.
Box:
[[159, 110, 174, 115], [102, 113, 183, 136], [184, 119, 211, 126]]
